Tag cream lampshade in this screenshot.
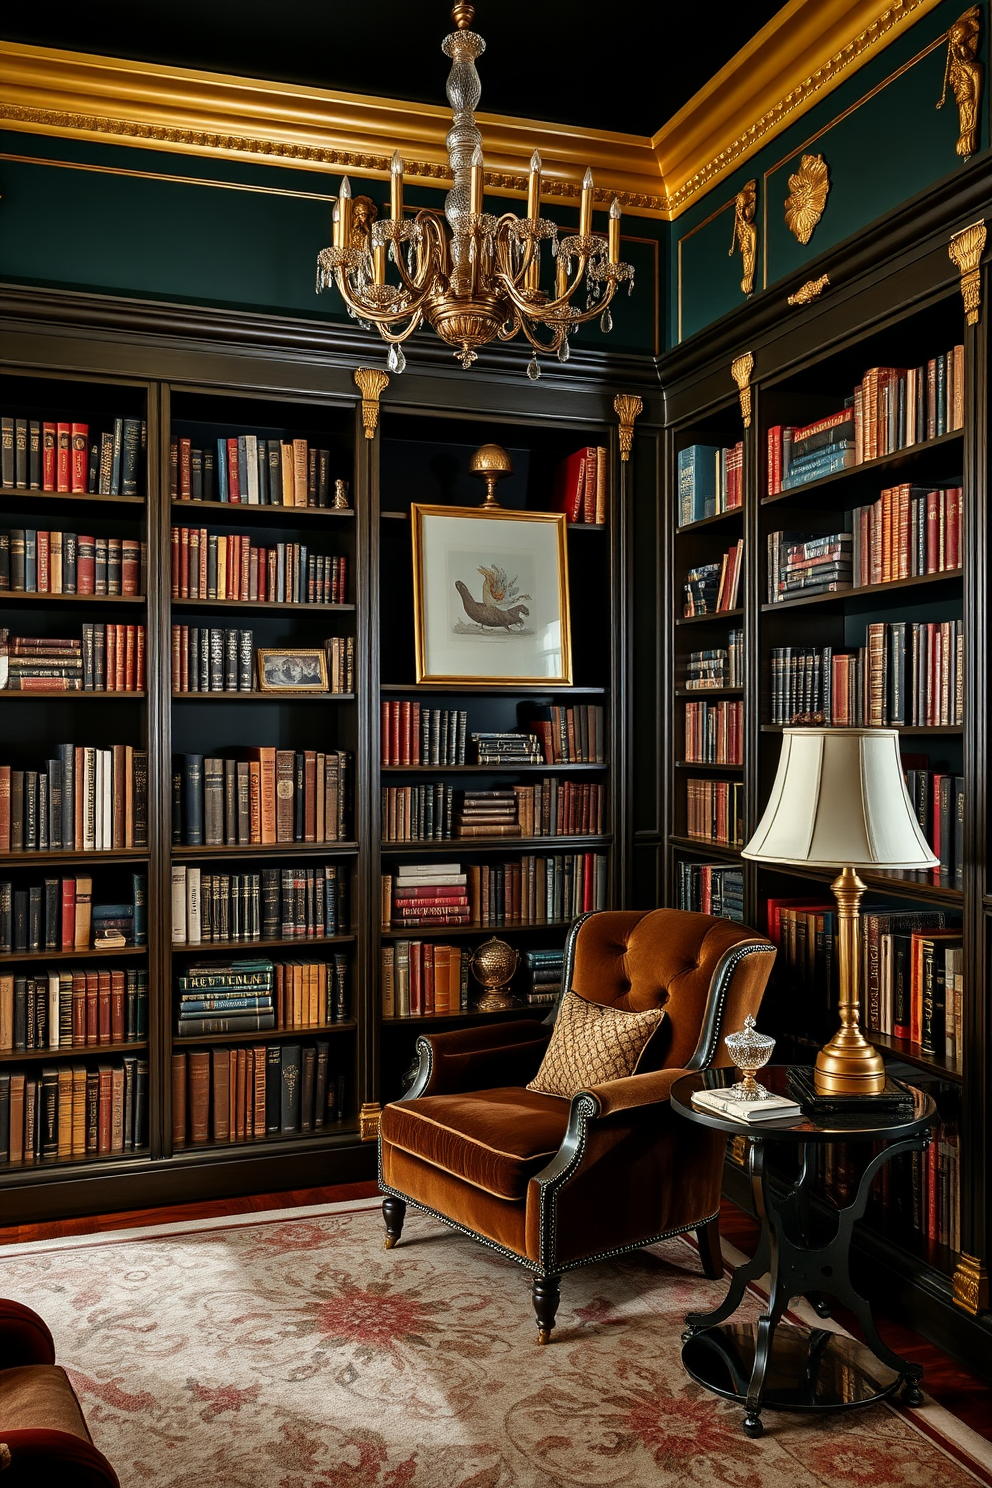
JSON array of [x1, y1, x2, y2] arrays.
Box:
[[742, 728, 938, 1095]]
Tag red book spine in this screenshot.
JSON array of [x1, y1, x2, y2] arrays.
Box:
[[115, 625, 126, 691], [392, 894, 470, 907], [227, 440, 240, 503], [423, 944, 435, 1015], [409, 943, 422, 1015], [71, 424, 89, 493], [77, 537, 95, 595], [381, 701, 391, 765], [125, 625, 136, 691], [179, 438, 192, 499], [400, 701, 411, 766], [137, 626, 146, 691], [390, 703, 401, 766], [37, 530, 50, 592], [61, 880, 76, 950], [171, 528, 180, 598], [57, 423, 71, 492], [42, 423, 57, 491]]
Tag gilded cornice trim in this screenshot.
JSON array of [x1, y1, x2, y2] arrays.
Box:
[[0, 3, 949, 221]]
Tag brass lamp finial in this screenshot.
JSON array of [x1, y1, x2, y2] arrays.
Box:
[[469, 443, 513, 507], [452, 2, 475, 28]]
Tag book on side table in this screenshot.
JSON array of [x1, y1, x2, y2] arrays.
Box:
[[690, 1088, 801, 1123]]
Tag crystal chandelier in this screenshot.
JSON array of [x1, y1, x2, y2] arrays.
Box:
[[315, 2, 635, 379]]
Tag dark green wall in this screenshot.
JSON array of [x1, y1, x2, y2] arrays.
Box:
[[671, 0, 989, 345]]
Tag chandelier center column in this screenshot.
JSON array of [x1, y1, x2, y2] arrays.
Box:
[[442, 13, 486, 298]]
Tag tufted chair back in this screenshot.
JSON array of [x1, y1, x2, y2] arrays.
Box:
[[566, 908, 775, 1071]]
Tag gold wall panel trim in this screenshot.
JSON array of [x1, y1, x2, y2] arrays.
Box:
[[0, 5, 947, 222]]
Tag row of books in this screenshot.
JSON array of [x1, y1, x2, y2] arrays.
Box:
[[170, 863, 348, 944], [174, 956, 349, 1036], [0, 968, 148, 1052], [767, 530, 852, 601], [523, 947, 563, 1005], [170, 530, 347, 606], [683, 701, 743, 765], [380, 703, 468, 766], [682, 541, 743, 617], [530, 706, 605, 764], [169, 628, 355, 695], [851, 485, 962, 585], [380, 943, 470, 1017], [0, 1057, 148, 1165], [1, 415, 144, 496], [685, 631, 744, 690], [0, 874, 146, 954], [171, 1042, 347, 1147], [0, 746, 148, 853], [768, 622, 964, 728], [675, 861, 744, 923], [904, 767, 964, 886], [0, 627, 146, 692], [874, 1113, 960, 1254], [765, 345, 965, 493], [172, 749, 351, 846], [677, 441, 744, 526], [170, 436, 348, 508], [552, 446, 609, 524], [0, 533, 145, 596], [381, 853, 609, 929], [380, 779, 606, 842], [685, 780, 744, 846]]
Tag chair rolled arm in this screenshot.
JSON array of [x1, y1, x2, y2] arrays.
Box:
[[403, 1019, 552, 1098], [0, 1432, 120, 1487], [580, 1066, 690, 1118], [0, 1301, 56, 1369]]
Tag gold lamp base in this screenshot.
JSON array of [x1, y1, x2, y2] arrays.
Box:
[[814, 867, 886, 1097]]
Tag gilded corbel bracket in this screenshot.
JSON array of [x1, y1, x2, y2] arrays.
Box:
[[937, 6, 982, 160], [949, 220, 986, 325], [952, 1251, 989, 1314], [354, 367, 390, 439], [359, 1102, 382, 1141], [787, 274, 830, 306], [613, 393, 644, 462], [729, 179, 757, 297], [784, 154, 830, 245], [731, 353, 754, 428]]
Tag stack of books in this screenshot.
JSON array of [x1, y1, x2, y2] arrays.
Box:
[[552, 445, 609, 524], [176, 959, 276, 1036], [691, 1086, 801, 1123], [0, 1057, 148, 1164], [93, 882, 146, 948], [380, 942, 469, 1016], [685, 631, 744, 690], [387, 864, 471, 929], [684, 700, 743, 764], [171, 863, 347, 945], [676, 862, 744, 922], [523, 948, 563, 1005], [170, 434, 345, 507], [170, 529, 346, 605], [0, 967, 149, 1051], [682, 563, 721, 617], [0, 532, 145, 596], [174, 749, 351, 846], [0, 744, 148, 852], [456, 790, 521, 838], [0, 627, 146, 692], [767, 531, 853, 602], [171, 1042, 346, 1147], [472, 732, 543, 765], [677, 442, 744, 525], [851, 485, 962, 584], [1, 412, 144, 496]]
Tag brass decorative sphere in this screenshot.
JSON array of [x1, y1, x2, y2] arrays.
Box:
[[470, 936, 520, 1011], [468, 443, 513, 508]]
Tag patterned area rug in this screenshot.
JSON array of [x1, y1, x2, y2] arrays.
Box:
[[1, 1197, 990, 1488]]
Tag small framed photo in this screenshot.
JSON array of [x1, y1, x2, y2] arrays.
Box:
[[257, 648, 329, 693], [411, 505, 573, 685]]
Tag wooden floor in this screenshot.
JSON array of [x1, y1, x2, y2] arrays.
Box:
[[2, 1184, 990, 1444]]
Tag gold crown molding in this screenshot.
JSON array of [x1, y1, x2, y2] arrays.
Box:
[[0, 3, 946, 224]]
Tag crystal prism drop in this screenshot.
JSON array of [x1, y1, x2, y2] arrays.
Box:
[[600, 308, 613, 333], [387, 343, 399, 372], [526, 356, 541, 381], [394, 344, 407, 373], [557, 339, 570, 363]]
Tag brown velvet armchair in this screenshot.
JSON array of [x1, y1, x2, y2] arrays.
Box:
[[379, 907, 776, 1343]]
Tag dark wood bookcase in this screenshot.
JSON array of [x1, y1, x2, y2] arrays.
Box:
[[0, 297, 637, 1224], [656, 164, 992, 1372]]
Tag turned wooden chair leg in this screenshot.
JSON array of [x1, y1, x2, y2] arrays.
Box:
[[697, 1214, 724, 1280], [532, 1273, 561, 1345], [382, 1196, 407, 1250]]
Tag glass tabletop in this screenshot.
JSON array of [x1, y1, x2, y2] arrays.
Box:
[[671, 1066, 935, 1143]]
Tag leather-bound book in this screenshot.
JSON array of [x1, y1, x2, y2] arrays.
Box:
[[111, 1064, 124, 1152], [171, 1053, 187, 1147], [187, 1050, 211, 1144], [212, 1047, 231, 1142], [280, 1043, 302, 1132]]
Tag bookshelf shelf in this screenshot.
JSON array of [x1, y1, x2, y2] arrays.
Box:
[[0, 490, 145, 508], [675, 760, 744, 771], [171, 934, 356, 954], [0, 592, 145, 606], [172, 501, 355, 522], [675, 608, 744, 626], [380, 683, 607, 695], [382, 1006, 548, 1028], [171, 598, 355, 614], [668, 835, 743, 860], [380, 762, 607, 773], [170, 1124, 357, 1157], [761, 723, 961, 735], [172, 692, 355, 702], [174, 842, 359, 861], [0, 946, 147, 964], [762, 568, 962, 613], [761, 428, 964, 509], [382, 834, 611, 852], [174, 1021, 356, 1047], [676, 509, 743, 534], [380, 918, 577, 940], [381, 510, 605, 534], [0, 1149, 151, 1177], [0, 849, 148, 866], [0, 692, 147, 701], [869, 1031, 963, 1083], [675, 687, 744, 698], [0, 1041, 149, 1065]]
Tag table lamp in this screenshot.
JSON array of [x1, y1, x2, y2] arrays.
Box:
[[742, 727, 939, 1096]]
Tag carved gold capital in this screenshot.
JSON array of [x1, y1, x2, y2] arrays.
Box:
[[731, 352, 754, 428], [949, 220, 986, 325], [788, 274, 830, 305], [354, 367, 389, 439], [613, 393, 643, 462], [359, 1102, 382, 1142], [785, 154, 830, 245], [952, 1251, 989, 1314]]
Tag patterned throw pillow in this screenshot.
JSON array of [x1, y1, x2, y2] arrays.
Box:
[[526, 991, 667, 1099]]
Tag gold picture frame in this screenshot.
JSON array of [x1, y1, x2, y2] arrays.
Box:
[[257, 647, 329, 693], [411, 505, 573, 686]]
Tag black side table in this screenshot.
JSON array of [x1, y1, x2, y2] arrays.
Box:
[[671, 1066, 936, 1439]]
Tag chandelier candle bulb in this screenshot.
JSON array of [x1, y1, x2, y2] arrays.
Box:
[[373, 240, 387, 286], [331, 203, 340, 250], [338, 177, 353, 248], [470, 145, 485, 217], [579, 168, 595, 237], [609, 198, 621, 264], [390, 150, 404, 222], [526, 150, 542, 219]]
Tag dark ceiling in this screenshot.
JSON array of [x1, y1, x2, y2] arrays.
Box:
[[7, 1, 785, 137]]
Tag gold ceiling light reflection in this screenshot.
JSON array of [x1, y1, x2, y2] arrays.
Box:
[[315, 3, 635, 378]]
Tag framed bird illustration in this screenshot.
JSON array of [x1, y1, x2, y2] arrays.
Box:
[[411, 504, 573, 685]]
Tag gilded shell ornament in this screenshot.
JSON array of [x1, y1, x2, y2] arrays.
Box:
[[784, 154, 830, 245]]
